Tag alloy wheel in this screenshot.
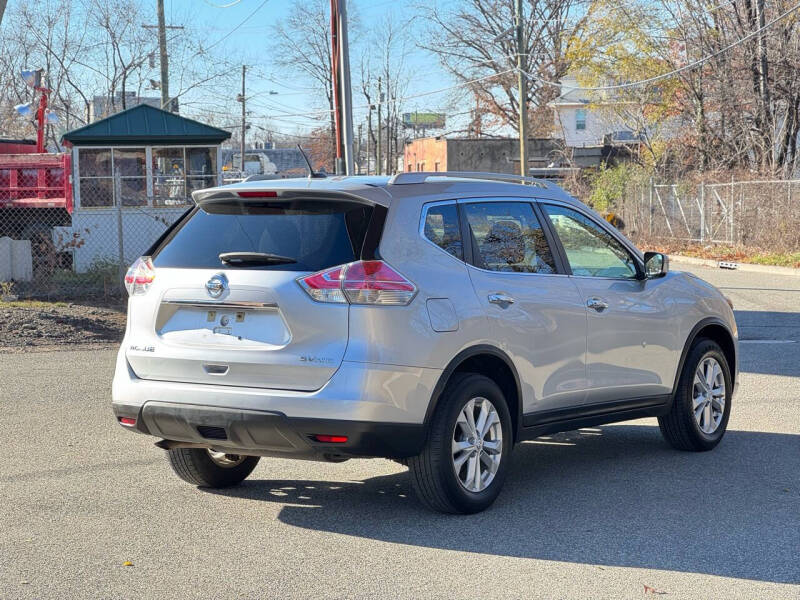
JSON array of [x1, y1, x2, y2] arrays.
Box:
[[692, 357, 726, 434], [451, 397, 503, 492]]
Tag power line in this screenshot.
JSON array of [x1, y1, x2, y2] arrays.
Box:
[[524, 0, 800, 92], [203, 0, 243, 7], [238, 0, 796, 137], [202, 0, 269, 53], [242, 68, 519, 120]]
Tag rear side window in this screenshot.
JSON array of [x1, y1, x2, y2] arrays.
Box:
[[463, 202, 555, 274], [423, 203, 463, 259], [152, 199, 373, 271]]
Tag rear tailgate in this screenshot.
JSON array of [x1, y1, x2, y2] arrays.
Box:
[[125, 194, 375, 391]]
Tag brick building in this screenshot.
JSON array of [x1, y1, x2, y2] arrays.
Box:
[[403, 137, 571, 174]]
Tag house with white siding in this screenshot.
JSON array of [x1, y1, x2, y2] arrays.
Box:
[[550, 76, 640, 148]]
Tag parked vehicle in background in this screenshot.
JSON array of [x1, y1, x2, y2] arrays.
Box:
[[230, 152, 278, 177], [0, 140, 73, 277], [112, 172, 738, 514]]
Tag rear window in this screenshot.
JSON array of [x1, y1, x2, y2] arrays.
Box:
[[152, 199, 373, 271], [423, 203, 463, 260]]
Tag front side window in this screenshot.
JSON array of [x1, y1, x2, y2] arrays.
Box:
[[463, 202, 555, 274], [423, 203, 463, 260], [542, 204, 638, 279]]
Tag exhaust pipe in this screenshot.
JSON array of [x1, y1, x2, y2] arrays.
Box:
[[154, 439, 210, 451]]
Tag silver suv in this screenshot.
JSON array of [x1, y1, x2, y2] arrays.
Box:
[[112, 172, 737, 514]]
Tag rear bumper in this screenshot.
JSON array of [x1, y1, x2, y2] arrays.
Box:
[[113, 401, 425, 459], [112, 347, 439, 459]]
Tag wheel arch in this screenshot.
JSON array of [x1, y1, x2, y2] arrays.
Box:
[[425, 345, 523, 442], [673, 317, 737, 394]]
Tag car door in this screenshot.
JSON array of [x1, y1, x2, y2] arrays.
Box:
[[540, 203, 674, 404], [461, 199, 589, 415]]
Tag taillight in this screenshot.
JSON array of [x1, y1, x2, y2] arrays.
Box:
[[124, 256, 155, 296], [298, 265, 347, 303], [237, 190, 278, 198], [297, 260, 416, 306]]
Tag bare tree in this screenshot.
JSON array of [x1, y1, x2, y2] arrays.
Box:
[[419, 0, 589, 137], [0, 0, 95, 146], [270, 0, 338, 171], [85, 0, 151, 114], [358, 13, 411, 174]]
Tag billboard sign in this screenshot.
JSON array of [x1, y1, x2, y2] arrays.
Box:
[[402, 112, 446, 130]]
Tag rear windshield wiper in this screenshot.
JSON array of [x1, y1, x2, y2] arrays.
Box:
[[219, 252, 297, 266]]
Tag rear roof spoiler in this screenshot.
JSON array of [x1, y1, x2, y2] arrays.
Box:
[[192, 187, 379, 207]]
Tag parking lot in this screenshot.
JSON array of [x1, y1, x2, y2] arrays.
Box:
[[1, 261, 798, 599]]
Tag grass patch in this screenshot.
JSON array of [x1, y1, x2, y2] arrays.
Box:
[[0, 300, 69, 309], [747, 251, 800, 268], [634, 239, 800, 269]]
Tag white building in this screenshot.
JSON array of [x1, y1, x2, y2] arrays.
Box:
[[90, 92, 161, 123], [550, 76, 638, 148]]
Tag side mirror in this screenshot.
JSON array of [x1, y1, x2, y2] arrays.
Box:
[[643, 252, 669, 279]]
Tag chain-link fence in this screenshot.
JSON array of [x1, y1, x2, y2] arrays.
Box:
[[617, 179, 800, 250], [4, 168, 798, 301], [0, 151, 243, 301]]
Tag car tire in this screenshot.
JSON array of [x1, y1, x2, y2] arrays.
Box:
[[658, 338, 732, 452], [166, 448, 260, 488], [409, 373, 513, 514]]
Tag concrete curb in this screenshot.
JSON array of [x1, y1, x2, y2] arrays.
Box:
[[669, 254, 800, 277]]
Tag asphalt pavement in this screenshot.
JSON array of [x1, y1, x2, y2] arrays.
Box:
[[1, 261, 798, 599]]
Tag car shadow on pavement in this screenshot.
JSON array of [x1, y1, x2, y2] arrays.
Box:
[[208, 424, 800, 584]]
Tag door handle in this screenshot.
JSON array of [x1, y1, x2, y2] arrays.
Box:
[[586, 297, 609, 312], [488, 293, 515, 307]]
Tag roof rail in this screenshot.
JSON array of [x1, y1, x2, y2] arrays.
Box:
[[388, 171, 550, 189]]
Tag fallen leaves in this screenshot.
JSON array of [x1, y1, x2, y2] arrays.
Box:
[[644, 584, 667, 595]]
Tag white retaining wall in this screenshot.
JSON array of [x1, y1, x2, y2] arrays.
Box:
[[0, 237, 33, 282], [69, 207, 187, 272]]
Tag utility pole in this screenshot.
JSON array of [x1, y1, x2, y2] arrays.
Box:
[[337, 0, 355, 175], [239, 65, 246, 173], [330, 0, 343, 173], [357, 123, 363, 174], [329, 0, 355, 174], [386, 99, 391, 175], [143, 2, 183, 112], [0, 0, 7, 28], [367, 104, 373, 175], [515, 0, 529, 177], [376, 77, 383, 175], [156, 0, 171, 111]]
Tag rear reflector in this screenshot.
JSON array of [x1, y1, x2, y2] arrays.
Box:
[[237, 190, 278, 198], [313, 434, 348, 443], [297, 260, 416, 306], [118, 417, 137, 427]]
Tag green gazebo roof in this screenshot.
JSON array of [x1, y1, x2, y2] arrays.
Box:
[[62, 104, 231, 146]]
